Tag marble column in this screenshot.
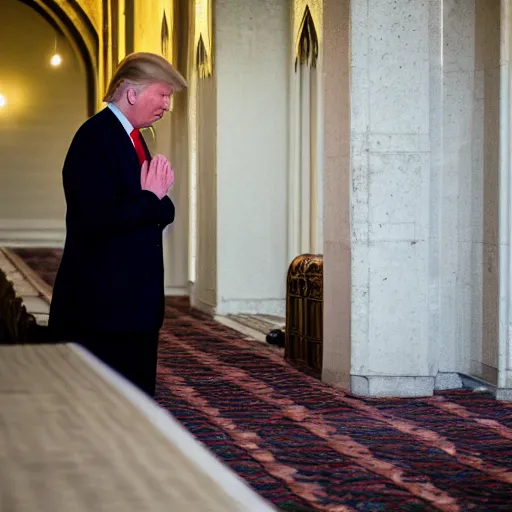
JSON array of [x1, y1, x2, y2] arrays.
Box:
[[348, 0, 439, 397], [322, 0, 508, 398]]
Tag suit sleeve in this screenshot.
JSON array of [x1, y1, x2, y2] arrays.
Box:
[[63, 127, 175, 239], [159, 196, 176, 227]]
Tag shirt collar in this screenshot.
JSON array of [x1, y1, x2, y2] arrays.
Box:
[[107, 102, 134, 137]]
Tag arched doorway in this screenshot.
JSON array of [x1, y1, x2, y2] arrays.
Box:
[[0, 0, 95, 246]]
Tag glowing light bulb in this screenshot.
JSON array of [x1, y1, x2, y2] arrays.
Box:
[[50, 54, 62, 67], [0, 94, 6, 108]]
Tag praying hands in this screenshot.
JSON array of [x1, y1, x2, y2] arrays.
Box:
[[140, 154, 174, 200]]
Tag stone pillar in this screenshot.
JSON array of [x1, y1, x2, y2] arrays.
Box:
[[348, 0, 439, 397], [323, 0, 507, 398]]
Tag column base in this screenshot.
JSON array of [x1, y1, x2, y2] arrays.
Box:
[[348, 372, 512, 400], [495, 389, 512, 401], [350, 375, 435, 398], [434, 372, 463, 390]]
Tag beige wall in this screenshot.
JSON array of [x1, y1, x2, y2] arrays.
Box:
[[133, 0, 172, 55], [193, 74, 218, 311], [163, 0, 190, 295], [0, 0, 87, 245], [214, 0, 290, 316]]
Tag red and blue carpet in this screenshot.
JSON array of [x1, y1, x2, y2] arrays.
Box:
[[11, 248, 512, 511]]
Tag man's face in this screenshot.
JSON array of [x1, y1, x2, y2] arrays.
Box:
[[133, 81, 172, 128]]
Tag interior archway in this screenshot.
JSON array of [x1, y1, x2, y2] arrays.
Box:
[[17, 0, 99, 115], [0, 0, 91, 245]]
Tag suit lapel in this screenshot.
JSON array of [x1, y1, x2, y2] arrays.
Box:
[[101, 108, 142, 188], [101, 108, 153, 166]]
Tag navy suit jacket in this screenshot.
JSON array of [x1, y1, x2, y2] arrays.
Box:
[[49, 107, 175, 339]]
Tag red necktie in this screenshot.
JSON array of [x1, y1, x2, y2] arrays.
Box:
[[130, 128, 146, 165]]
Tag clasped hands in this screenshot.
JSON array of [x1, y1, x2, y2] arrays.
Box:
[[140, 155, 174, 200]]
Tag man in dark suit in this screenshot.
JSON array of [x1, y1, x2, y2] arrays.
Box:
[[49, 52, 187, 397]]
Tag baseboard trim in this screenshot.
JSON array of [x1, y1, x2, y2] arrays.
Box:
[[350, 375, 435, 398], [1, 240, 64, 248], [216, 299, 285, 317], [434, 372, 463, 391], [348, 371, 510, 399], [457, 373, 512, 401], [191, 296, 216, 316], [458, 373, 497, 394], [0, 219, 65, 246], [164, 286, 188, 296], [496, 388, 512, 401]]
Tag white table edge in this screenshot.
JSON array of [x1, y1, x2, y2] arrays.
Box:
[[69, 343, 276, 512]]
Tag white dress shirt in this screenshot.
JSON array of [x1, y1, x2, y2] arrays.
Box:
[[107, 103, 135, 146]]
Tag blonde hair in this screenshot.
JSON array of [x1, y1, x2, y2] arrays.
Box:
[[103, 52, 188, 103]]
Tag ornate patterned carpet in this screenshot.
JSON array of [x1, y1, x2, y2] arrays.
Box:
[[10, 248, 512, 511]]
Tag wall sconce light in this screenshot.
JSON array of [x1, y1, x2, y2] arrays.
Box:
[[0, 94, 6, 108], [50, 35, 62, 67], [50, 54, 62, 67]]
